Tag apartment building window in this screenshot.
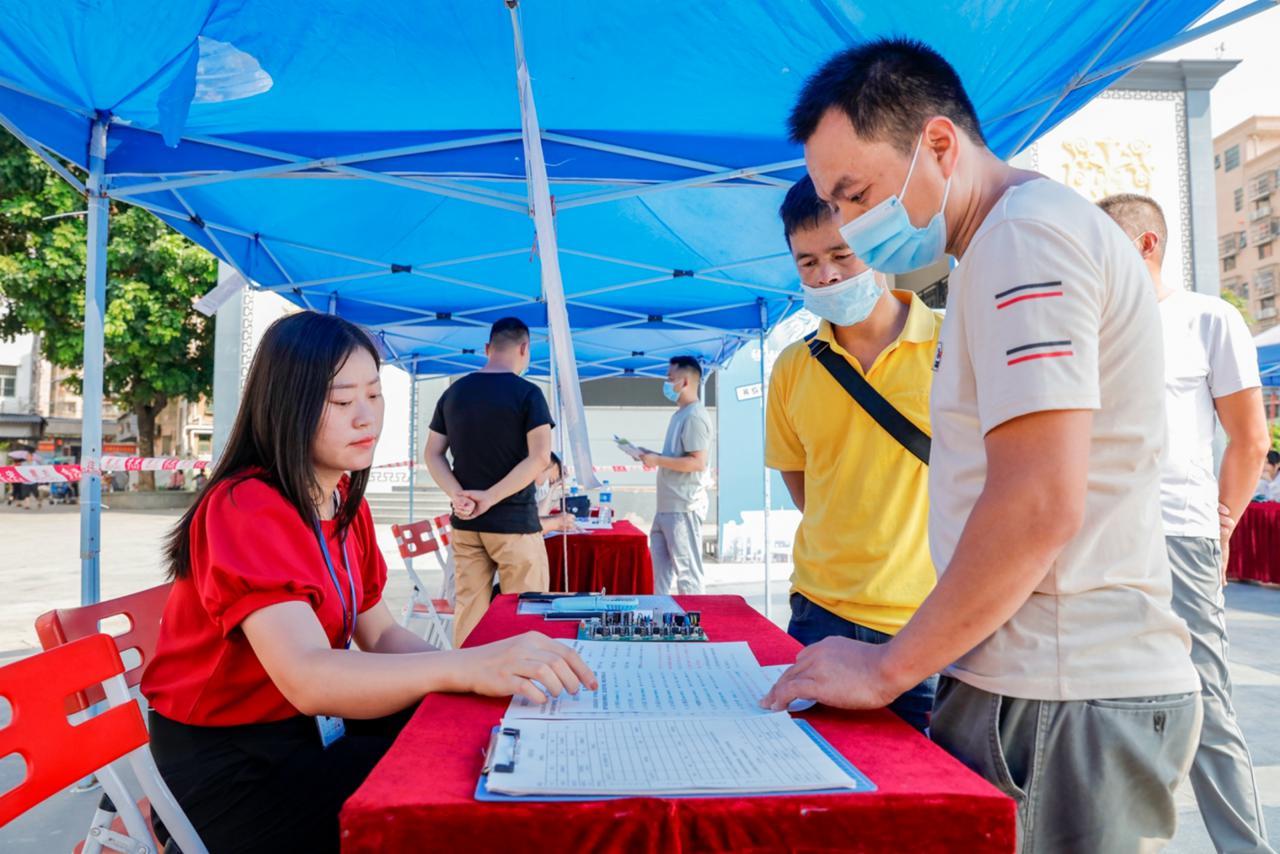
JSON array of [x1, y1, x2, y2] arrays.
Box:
[[1235, 188, 1244, 212], [0, 365, 15, 398], [1215, 153, 1221, 170], [1224, 255, 1237, 273], [1262, 296, 1277, 320], [1262, 243, 1275, 260], [1224, 145, 1241, 171]]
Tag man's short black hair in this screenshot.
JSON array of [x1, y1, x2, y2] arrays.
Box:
[[780, 176, 835, 246], [489, 316, 530, 348], [1098, 193, 1167, 261], [788, 37, 985, 154], [669, 355, 702, 381], [1268, 449, 1280, 467]]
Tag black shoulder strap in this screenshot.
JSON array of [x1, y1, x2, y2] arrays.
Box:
[[804, 332, 930, 465]]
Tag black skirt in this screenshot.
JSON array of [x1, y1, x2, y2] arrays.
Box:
[[148, 706, 414, 854]]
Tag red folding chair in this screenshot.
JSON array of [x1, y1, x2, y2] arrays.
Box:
[[35, 583, 172, 711], [34, 584, 188, 853], [0, 633, 207, 854], [390, 517, 454, 649]]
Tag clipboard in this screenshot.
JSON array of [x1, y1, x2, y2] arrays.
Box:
[[473, 719, 876, 802]]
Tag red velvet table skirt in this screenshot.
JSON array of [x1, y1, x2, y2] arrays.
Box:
[[544, 520, 655, 595], [1228, 501, 1280, 584], [341, 594, 1015, 853]]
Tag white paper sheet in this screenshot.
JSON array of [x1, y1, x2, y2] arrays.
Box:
[[485, 713, 859, 796], [505, 640, 775, 720]]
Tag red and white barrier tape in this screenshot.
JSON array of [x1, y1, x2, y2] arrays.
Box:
[[1, 457, 661, 484], [1, 455, 210, 484]]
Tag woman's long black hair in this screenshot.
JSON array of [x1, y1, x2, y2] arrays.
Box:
[[166, 311, 381, 580]]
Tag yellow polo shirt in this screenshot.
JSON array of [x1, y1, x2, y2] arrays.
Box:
[[766, 290, 941, 635]]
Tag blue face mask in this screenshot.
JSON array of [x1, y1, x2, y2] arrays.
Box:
[[801, 268, 882, 327], [662, 381, 681, 403], [837, 133, 953, 274]]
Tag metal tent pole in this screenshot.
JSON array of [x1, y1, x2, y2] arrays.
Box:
[[79, 117, 109, 607], [408, 371, 419, 524], [759, 322, 771, 620]]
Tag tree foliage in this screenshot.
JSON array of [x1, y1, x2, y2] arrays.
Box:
[[0, 131, 217, 479]]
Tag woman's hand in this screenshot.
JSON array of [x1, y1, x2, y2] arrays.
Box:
[[449, 631, 598, 704]]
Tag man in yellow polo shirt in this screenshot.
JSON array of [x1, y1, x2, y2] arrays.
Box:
[[766, 176, 941, 731]]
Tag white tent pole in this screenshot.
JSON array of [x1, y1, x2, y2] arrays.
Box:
[[758, 303, 771, 620], [407, 373, 418, 526], [507, 0, 600, 492], [80, 117, 109, 606]]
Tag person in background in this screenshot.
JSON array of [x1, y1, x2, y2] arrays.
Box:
[[425, 317, 554, 645], [1100, 192, 1272, 854], [640, 356, 712, 595], [766, 175, 941, 731], [537, 452, 577, 533], [1257, 449, 1280, 500], [765, 38, 1201, 851], [141, 311, 594, 854]]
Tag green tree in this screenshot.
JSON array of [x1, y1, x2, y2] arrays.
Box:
[[0, 131, 216, 488], [1222, 288, 1254, 328]]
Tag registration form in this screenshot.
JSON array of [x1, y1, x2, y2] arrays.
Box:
[[505, 640, 776, 720], [484, 713, 863, 797]]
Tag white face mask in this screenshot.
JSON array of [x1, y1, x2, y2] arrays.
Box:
[[534, 480, 550, 503], [800, 267, 882, 327]]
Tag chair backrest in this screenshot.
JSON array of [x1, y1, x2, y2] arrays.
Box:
[[433, 513, 452, 547], [0, 634, 149, 826], [391, 519, 443, 559], [34, 582, 172, 713]]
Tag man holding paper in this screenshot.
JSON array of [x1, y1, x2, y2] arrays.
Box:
[[639, 356, 713, 595]]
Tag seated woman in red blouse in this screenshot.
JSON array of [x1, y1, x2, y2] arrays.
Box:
[[142, 311, 594, 854]]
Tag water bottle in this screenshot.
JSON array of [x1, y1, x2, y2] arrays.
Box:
[[599, 480, 613, 524]]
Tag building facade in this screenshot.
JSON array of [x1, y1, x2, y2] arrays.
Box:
[[1215, 116, 1280, 333]]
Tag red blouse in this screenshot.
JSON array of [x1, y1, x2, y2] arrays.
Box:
[[141, 472, 387, 726]]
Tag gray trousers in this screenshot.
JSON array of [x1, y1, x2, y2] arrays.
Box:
[[650, 511, 704, 595], [932, 676, 1201, 853], [1167, 535, 1273, 853]]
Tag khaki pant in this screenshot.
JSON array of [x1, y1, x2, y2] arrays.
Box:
[[452, 530, 549, 646], [1167, 536, 1273, 853], [932, 676, 1201, 853]]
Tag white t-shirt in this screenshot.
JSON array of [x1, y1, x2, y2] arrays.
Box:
[[929, 178, 1198, 701], [1159, 289, 1260, 537]]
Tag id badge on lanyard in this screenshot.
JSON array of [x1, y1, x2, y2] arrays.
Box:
[[313, 511, 358, 749]]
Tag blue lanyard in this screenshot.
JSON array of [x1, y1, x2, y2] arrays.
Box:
[[312, 516, 358, 649]]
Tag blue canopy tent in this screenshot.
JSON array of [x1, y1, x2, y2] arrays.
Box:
[[0, 0, 1273, 606]]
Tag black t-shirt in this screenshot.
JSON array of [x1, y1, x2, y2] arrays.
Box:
[[428, 372, 554, 534]]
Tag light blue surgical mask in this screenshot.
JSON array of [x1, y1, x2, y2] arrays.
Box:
[[838, 133, 952, 274], [662, 381, 681, 403], [801, 268, 882, 327]]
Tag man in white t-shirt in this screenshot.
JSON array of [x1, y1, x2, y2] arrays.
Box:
[[1100, 193, 1272, 853], [764, 38, 1201, 851]]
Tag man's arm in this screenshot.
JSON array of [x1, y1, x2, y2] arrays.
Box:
[[1214, 387, 1269, 574], [780, 471, 806, 512], [765, 409, 1090, 710], [459, 424, 552, 518], [424, 430, 473, 516], [640, 448, 707, 473]]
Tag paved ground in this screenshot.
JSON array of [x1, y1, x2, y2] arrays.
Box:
[[1, 504, 1277, 851]]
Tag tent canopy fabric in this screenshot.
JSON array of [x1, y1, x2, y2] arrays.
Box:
[[0, 0, 1241, 377]]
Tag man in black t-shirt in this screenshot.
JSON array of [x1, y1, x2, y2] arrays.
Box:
[[425, 317, 555, 644]]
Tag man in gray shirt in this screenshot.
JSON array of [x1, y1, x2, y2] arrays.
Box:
[[641, 356, 712, 594]]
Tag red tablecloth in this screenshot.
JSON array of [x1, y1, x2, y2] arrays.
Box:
[[544, 519, 654, 595], [1229, 501, 1280, 584], [341, 594, 1015, 853]]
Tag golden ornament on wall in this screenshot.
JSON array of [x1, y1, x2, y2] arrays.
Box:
[[1060, 138, 1154, 200]]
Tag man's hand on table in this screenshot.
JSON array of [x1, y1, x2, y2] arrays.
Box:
[[448, 631, 598, 704], [761, 636, 905, 712]]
